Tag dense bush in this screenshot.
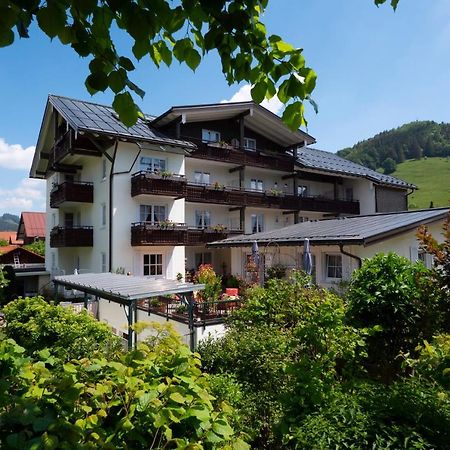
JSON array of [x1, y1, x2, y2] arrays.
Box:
[[3, 296, 123, 361], [0, 323, 247, 449], [199, 272, 365, 448], [346, 252, 437, 379]]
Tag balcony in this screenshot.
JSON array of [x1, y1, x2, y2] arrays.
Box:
[[131, 222, 187, 246], [185, 183, 360, 214], [131, 171, 187, 197], [50, 226, 93, 248], [184, 137, 295, 172], [186, 227, 243, 246], [130, 222, 242, 246], [50, 181, 94, 208]]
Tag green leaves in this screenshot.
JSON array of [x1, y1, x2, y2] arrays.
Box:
[[0, 0, 320, 128], [1, 304, 244, 449], [36, 6, 67, 39], [112, 92, 139, 127]]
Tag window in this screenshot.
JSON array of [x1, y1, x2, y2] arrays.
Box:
[[244, 137, 256, 151], [101, 252, 107, 273], [297, 185, 308, 197], [143, 254, 163, 276], [251, 214, 264, 233], [418, 250, 433, 269], [64, 213, 74, 228], [140, 205, 167, 223], [102, 159, 107, 180], [250, 179, 263, 191], [194, 171, 210, 185], [195, 252, 212, 268], [345, 187, 354, 201], [140, 156, 166, 173], [202, 129, 220, 143], [195, 210, 211, 228], [101, 203, 106, 226], [52, 213, 56, 227], [326, 254, 342, 279], [51, 253, 56, 269]]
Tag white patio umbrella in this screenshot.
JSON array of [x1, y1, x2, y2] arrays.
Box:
[[252, 240, 260, 266]]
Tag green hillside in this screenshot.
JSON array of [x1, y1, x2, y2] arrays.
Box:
[[392, 157, 450, 209], [0, 213, 19, 231], [338, 121, 450, 171]]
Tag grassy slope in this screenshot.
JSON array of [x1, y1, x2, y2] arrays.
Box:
[[391, 157, 450, 209]]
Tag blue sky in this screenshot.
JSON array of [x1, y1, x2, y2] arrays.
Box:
[[1, 0, 450, 214]]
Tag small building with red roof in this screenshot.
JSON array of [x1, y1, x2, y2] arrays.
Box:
[[16, 212, 46, 245]]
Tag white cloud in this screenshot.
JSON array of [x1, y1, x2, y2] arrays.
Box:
[[221, 84, 284, 115], [0, 177, 45, 214], [0, 138, 35, 170]]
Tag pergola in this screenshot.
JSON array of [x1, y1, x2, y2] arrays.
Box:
[[53, 273, 204, 350]]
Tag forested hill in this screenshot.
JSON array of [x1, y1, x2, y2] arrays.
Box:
[[337, 121, 450, 171], [0, 213, 19, 231]]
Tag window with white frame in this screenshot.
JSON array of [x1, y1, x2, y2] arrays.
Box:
[[143, 254, 163, 276], [101, 203, 107, 226], [326, 254, 342, 279], [195, 210, 211, 228], [251, 214, 264, 233], [345, 187, 354, 201], [202, 129, 220, 143], [64, 212, 74, 228], [194, 171, 210, 185], [51, 253, 56, 269], [101, 252, 107, 273], [418, 250, 433, 269], [195, 252, 212, 268], [140, 205, 167, 223], [244, 137, 256, 151], [139, 156, 166, 173], [250, 179, 263, 191]]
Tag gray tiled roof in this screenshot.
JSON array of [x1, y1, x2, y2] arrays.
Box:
[[297, 147, 415, 189], [48, 95, 195, 148], [209, 208, 449, 247]]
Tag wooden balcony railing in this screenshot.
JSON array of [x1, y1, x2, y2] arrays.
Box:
[[185, 227, 243, 246], [184, 137, 295, 172], [48, 129, 74, 168], [50, 181, 94, 208], [50, 226, 93, 248], [186, 183, 360, 214], [131, 222, 242, 246], [131, 222, 187, 246], [131, 171, 187, 197]]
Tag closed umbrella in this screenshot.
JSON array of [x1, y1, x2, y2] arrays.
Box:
[[252, 241, 260, 266], [303, 238, 312, 276]]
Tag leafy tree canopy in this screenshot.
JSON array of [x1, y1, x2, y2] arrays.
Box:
[[0, 1, 400, 129], [0, 0, 321, 129], [23, 239, 45, 257]]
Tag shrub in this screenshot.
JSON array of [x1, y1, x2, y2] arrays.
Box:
[[346, 253, 437, 380], [3, 296, 122, 361], [195, 264, 222, 302], [0, 324, 248, 449]]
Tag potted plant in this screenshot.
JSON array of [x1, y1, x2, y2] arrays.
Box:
[[194, 264, 222, 318], [212, 181, 225, 190], [160, 170, 173, 179]]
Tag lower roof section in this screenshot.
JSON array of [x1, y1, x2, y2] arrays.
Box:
[[208, 207, 449, 248], [53, 273, 204, 304]]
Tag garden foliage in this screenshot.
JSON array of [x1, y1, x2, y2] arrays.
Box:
[[0, 299, 247, 449]]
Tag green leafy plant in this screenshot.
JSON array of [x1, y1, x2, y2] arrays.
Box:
[[3, 296, 123, 361], [23, 239, 45, 257], [266, 264, 287, 280], [195, 264, 222, 303], [346, 252, 438, 380], [0, 322, 248, 449]]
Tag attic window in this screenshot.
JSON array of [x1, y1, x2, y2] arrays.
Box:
[[244, 137, 256, 151]]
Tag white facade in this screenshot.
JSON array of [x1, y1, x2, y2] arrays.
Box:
[[228, 220, 443, 290]]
